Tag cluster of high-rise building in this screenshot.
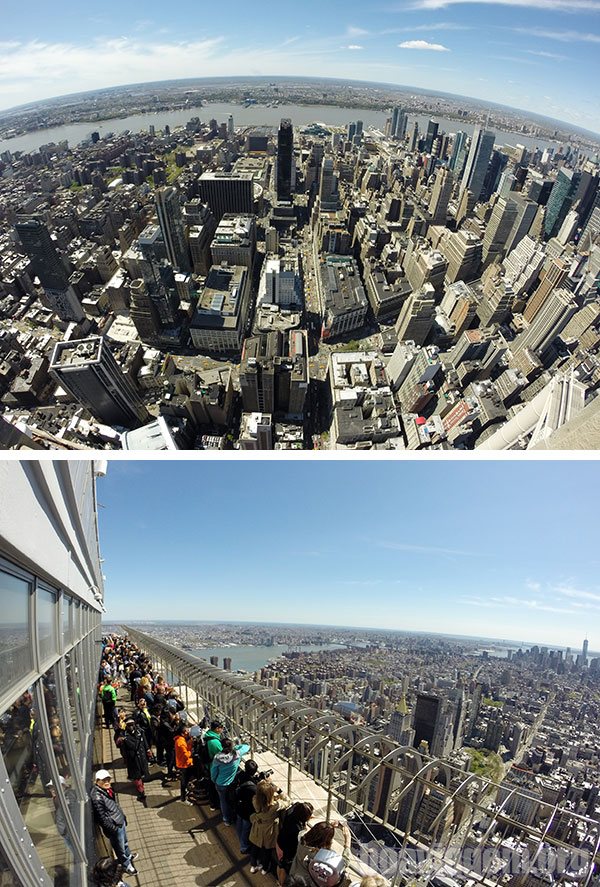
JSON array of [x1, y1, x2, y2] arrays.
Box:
[[0, 91, 599, 449]]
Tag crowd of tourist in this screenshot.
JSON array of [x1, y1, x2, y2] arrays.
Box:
[[92, 634, 385, 887]]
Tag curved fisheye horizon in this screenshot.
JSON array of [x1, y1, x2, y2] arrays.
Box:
[[1, 74, 599, 146]]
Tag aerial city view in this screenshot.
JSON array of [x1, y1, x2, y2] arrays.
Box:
[[0, 0, 599, 450], [2, 459, 600, 887]]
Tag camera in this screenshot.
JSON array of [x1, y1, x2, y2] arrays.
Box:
[[258, 768, 274, 780]]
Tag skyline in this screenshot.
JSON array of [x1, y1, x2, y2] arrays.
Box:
[[98, 460, 600, 648], [0, 0, 599, 134]]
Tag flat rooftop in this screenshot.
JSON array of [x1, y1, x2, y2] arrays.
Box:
[[51, 337, 102, 368]]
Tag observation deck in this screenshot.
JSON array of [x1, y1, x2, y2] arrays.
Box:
[[115, 627, 600, 887]]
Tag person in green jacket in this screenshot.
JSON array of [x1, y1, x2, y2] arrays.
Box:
[[204, 720, 224, 810], [100, 679, 118, 729]]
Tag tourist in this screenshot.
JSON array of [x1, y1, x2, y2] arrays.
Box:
[[100, 679, 117, 730], [203, 720, 224, 809], [90, 771, 138, 875], [174, 724, 195, 803], [276, 802, 314, 885], [234, 759, 260, 855], [249, 778, 289, 875], [288, 820, 352, 887], [210, 736, 250, 824], [121, 719, 150, 801]]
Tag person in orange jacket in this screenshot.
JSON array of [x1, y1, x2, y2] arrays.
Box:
[[174, 725, 194, 803]]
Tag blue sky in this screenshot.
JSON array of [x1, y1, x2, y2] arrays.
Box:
[[98, 460, 600, 649], [0, 0, 599, 133]]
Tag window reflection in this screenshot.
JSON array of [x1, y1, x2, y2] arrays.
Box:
[[62, 595, 72, 649], [64, 653, 81, 756], [0, 568, 32, 687], [37, 588, 57, 664], [0, 841, 20, 887], [0, 679, 76, 885]]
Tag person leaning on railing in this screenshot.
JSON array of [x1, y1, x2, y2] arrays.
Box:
[[287, 820, 352, 887]]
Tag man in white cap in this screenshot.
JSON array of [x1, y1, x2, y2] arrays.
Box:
[[90, 770, 138, 874]]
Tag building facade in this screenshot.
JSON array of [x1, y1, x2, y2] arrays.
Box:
[[0, 461, 104, 886]]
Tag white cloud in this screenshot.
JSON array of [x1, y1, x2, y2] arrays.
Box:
[[384, 22, 471, 32], [525, 49, 568, 59], [553, 584, 600, 602], [378, 541, 481, 557], [346, 44, 364, 50], [410, 0, 600, 9], [513, 26, 600, 42], [346, 26, 370, 37], [399, 39, 451, 51], [462, 595, 576, 615]]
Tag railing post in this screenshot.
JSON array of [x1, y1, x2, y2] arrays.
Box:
[[287, 760, 293, 799], [325, 740, 334, 824]]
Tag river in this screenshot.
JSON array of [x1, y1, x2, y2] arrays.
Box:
[[189, 642, 345, 673], [0, 101, 563, 156]]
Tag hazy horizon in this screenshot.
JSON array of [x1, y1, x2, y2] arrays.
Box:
[[107, 618, 590, 653], [1, 75, 598, 142]]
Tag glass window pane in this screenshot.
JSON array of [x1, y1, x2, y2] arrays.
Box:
[[0, 841, 20, 887], [0, 568, 32, 686], [72, 600, 80, 641], [0, 681, 77, 885], [63, 653, 81, 758], [37, 588, 57, 663], [62, 596, 72, 649]]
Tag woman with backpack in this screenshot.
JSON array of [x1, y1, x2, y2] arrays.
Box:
[[210, 736, 250, 824], [121, 718, 150, 801], [276, 802, 314, 885], [288, 820, 352, 887], [249, 779, 289, 876], [234, 759, 260, 854]]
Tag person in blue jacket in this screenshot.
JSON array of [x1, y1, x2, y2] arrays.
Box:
[[210, 737, 250, 825]]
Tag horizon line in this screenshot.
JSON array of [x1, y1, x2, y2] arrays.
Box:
[[0, 73, 598, 142], [108, 618, 591, 652]]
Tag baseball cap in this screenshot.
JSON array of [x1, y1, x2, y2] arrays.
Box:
[[95, 769, 111, 781], [46, 776, 66, 787]]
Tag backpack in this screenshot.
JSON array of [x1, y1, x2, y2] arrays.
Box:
[[102, 686, 114, 703], [307, 849, 346, 887]]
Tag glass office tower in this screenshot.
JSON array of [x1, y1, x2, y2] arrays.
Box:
[[0, 461, 104, 886]]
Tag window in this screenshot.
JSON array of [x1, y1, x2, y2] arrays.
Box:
[[0, 682, 76, 884], [0, 841, 20, 886], [0, 567, 32, 688], [63, 653, 81, 758], [62, 595, 72, 650], [37, 587, 57, 664]]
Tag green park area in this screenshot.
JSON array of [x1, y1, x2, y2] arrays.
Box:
[[464, 748, 504, 783]]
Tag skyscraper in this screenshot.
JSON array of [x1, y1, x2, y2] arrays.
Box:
[[199, 172, 254, 222], [449, 131, 468, 175], [425, 120, 439, 153], [276, 118, 294, 202], [428, 166, 453, 224], [15, 218, 84, 321], [391, 107, 407, 140], [544, 169, 582, 238], [395, 284, 436, 346], [318, 157, 340, 211], [154, 187, 192, 273], [482, 197, 519, 266], [461, 128, 496, 203], [50, 337, 149, 428], [514, 287, 577, 357]]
